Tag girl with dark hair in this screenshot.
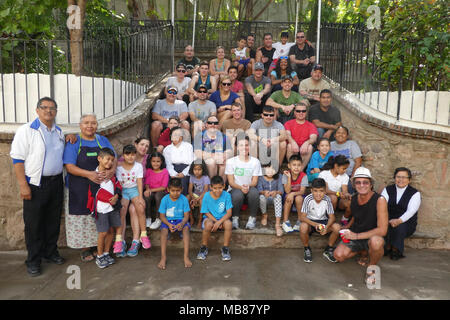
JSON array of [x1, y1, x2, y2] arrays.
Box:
[[270, 57, 300, 92], [381, 167, 421, 260], [188, 160, 210, 228], [143, 152, 169, 230], [307, 137, 334, 182], [319, 155, 352, 215]]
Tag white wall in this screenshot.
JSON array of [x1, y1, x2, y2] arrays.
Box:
[[0, 73, 146, 124]]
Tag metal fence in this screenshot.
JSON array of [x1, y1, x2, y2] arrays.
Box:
[[319, 23, 449, 126], [0, 23, 173, 124]]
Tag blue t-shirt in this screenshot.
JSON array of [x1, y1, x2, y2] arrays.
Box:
[[63, 134, 116, 165], [306, 151, 334, 175], [201, 191, 233, 220], [159, 194, 190, 220], [209, 90, 239, 108], [193, 130, 231, 153]]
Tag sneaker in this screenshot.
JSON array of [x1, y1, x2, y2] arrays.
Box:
[[140, 236, 151, 249], [113, 240, 123, 254], [221, 247, 231, 261], [127, 240, 140, 257], [115, 240, 127, 258], [340, 218, 349, 226], [304, 247, 313, 263], [150, 218, 161, 230], [323, 246, 337, 263], [293, 220, 301, 232], [95, 255, 109, 269], [232, 216, 239, 230], [196, 246, 209, 260], [146, 218, 152, 228], [103, 253, 115, 265], [245, 216, 256, 230], [282, 221, 294, 233]]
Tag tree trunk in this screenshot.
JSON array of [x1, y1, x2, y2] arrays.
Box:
[[146, 0, 159, 20], [68, 0, 86, 76]]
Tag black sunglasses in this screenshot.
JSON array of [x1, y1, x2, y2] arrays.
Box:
[[263, 113, 275, 117], [221, 82, 232, 86], [177, 69, 186, 73], [297, 35, 305, 39], [198, 90, 208, 94], [295, 109, 307, 113], [207, 121, 219, 125]]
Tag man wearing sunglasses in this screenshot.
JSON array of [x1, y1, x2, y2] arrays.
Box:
[[248, 105, 287, 168], [188, 84, 217, 137], [299, 64, 330, 105], [289, 31, 316, 81], [165, 63, 191, 105], [151, 86, 190, 148], [334, 167, 388, 274], [284, 102, 318, 172]]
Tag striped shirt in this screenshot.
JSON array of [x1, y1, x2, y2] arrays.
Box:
[[301, 194, 334, 221]]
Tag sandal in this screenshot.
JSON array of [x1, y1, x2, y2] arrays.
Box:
[[357, 256, 369, 267], [275, 224, 283, 237], [80, 249, 95, 262]]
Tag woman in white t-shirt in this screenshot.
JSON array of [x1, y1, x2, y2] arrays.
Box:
[[225, 136, 262, 230], [318, 155, 351, 216]]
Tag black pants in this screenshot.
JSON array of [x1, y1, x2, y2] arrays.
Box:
[[385, 219, 417, 255], [23, 174, 64, 267], [145, 191, 166, 220], [244, 93, 270, 122]]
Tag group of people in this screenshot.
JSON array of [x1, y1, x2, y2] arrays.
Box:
[[10, 30, 421, 279]]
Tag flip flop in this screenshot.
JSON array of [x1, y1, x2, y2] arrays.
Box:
[[357, 256, 369, 267], [80, 250, 95, 262]]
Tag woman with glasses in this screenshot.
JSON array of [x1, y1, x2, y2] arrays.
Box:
[[270, 57, 300, 93], [381, 167, 421, 260], [209, 46, 231, 82], [194, 115, 232, 183], [209, 76, 241, 126]]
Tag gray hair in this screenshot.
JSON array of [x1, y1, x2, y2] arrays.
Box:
[[80, 113, 97, 123]]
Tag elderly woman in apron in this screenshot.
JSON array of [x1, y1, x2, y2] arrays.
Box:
[[63, 114, 116, 262]]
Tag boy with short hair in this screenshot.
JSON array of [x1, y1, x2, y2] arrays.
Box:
[[299, 178, 341, 263], [158, 177, 192, 269], [197, 176, 233, 261], [282, 154, 309, 233], [231, 35, 251, 79], [269, 31, 295, 73], [86, 147, 123, 269]]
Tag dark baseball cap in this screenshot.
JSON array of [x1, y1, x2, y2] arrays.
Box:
[[313, 64, 324, 72]]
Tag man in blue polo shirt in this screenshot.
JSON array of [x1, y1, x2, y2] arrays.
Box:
[[10, 97, 66, 277]]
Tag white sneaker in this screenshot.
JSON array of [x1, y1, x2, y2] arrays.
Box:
[[146, 218, 152, 228], [293, 220, 301, 232], [232, 216, 239, 229], [246, 216, 256, 230], [150, 218, 161, 230], [282, 221, 294, 233]]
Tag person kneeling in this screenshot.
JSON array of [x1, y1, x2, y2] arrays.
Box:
[[299, 178, 340, 263], [158, 178, 192, 269], [197, 176, 233, 261]]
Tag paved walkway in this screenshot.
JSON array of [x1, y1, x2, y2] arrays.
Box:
[[1, 247, 449, 300]]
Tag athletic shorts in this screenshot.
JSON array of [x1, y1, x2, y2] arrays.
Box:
[[95, 209, 121, 233], [308, 219, 329, 235], [239, 58, 251, 68], [341, 239, 370, 252], [161, 219, 191, 230]]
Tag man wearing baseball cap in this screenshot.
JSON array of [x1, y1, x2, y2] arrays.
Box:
[[333, 167, 388, 274], [244, 62, 272, 121], [299, 64, 331, 105]]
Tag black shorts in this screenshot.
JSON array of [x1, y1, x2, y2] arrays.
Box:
[[341, 239, 369, 252], [95, 209, 121, 233], [308, 219, 329, 235]]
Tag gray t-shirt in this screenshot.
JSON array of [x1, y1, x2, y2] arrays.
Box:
[[330, 140, 362, 176], [250, 119, 284, 139], [153, 99, 188, 119], [244, 75, 271, 94], [188, 100, 217, 121], [166, 77, 191, 95]]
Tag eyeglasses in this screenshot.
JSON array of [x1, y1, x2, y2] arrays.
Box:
[[207, 121, 219, 125], [198, 90, 208, 94], [263, 113, 275, 117], [295, 109, 307, 113], [279, 56, 289, 60], [395, 176, 410, 179], [177, 69, 186, 73], [354, 180, 370, 186], [296, 35, 305, 39], [39, 106, 57, 112], [167, 91, 177, 95], [221, 82, 232, 86]]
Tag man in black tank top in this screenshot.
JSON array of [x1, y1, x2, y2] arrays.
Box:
[[256, 33, 276, 76], [333, 168, 388, 270]]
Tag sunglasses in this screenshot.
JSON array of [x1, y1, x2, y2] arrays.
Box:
[[295, 109, 307, 113], [39, 106, 57, 112], [198, 90, 208, 94], [177, 69, 186, 73], [296, 35, 305, 39], [354, 180, 370, 186], [207, 121, 219, 125], [279, 56, 289, 60], [263, 113, 275, 117], [221, 82, 232, 86], [167, 91, 177, 95]]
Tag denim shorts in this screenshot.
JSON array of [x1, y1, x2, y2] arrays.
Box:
[[122, 186, 139, 200]]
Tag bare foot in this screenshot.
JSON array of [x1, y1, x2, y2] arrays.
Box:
[[184, 257, 192, 268], [158, 258, 166, 270], [357, 256, 369, 267], [261, 214, 268, 226]]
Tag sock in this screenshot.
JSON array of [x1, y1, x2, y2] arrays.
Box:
[[140, 231, 147, 238], [115, 235, 122, 242]]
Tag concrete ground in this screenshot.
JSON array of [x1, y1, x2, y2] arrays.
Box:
[[0, 247, 449, 300]]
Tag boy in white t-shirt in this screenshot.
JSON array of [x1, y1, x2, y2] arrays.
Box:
[[116, 144, 150, 257], [299, 178, 341, 263], [269, 31, 295, 73]]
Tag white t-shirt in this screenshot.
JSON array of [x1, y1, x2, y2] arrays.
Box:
[[116, 162, 143, 189], [95, 168, 114, 214], [272, 42, 295, 59], [166, 77, 191, 95], [318, 170, 349, 193], [225, 156, 262, 187], [301, 193, 334, 221]]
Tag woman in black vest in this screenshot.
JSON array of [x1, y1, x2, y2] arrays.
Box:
[[381, 167, 421, 260]]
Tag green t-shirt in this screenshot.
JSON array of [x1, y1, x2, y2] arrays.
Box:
[[270, 90, 305, 117]]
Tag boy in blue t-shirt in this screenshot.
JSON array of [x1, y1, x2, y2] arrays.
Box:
[[158, 178, 191, 269], [197, 176, 233, 261]]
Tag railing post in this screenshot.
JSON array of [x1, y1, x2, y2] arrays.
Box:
[[48, 40, 55, 99], [396, 51, 404, 121]]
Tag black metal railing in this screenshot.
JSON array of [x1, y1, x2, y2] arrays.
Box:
[[0, 23, 173, 124]]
